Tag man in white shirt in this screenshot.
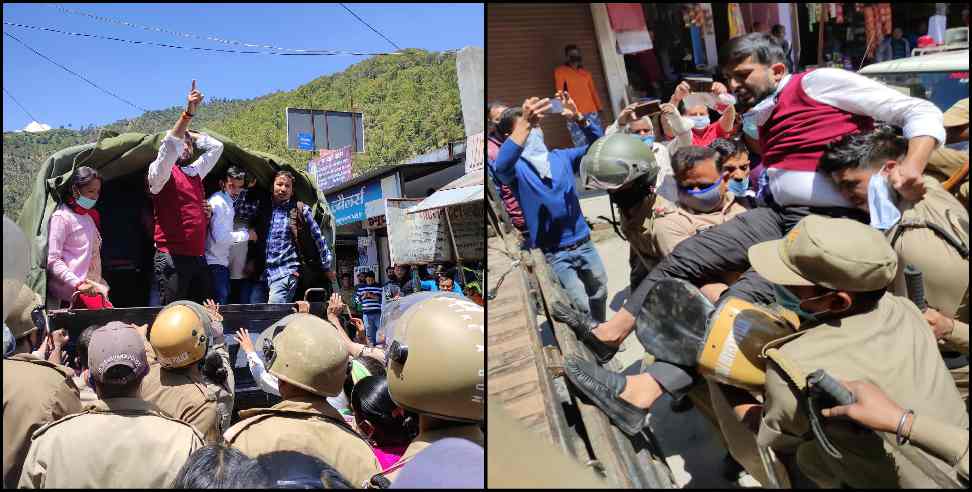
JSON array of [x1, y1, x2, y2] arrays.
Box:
[[147, 80, 225, 305], [206, 166, 256, 305]]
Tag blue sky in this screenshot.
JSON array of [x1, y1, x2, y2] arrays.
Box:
[[2, 3, 484, 132]]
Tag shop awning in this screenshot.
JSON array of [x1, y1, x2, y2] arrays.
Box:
[[407, 172, 483, 213]]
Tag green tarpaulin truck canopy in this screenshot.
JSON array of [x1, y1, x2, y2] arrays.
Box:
[[16, 129, 336, 301]]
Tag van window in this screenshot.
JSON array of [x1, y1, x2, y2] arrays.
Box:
[[865, 71, 970, 112]]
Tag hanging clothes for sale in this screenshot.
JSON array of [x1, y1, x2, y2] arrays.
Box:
[[928, 14, 947, 44], [878, 3, 892, 36], [607, 4, 648, 32], [835, 4, 844, 24], [808, 3, 817, 32], [689, 24, 705, 66], [728, 3, 746, 38], [616, 29, 654, 54]]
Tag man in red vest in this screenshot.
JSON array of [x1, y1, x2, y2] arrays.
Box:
[[556, 33, 946, 435], [147, 80, 224, 305]]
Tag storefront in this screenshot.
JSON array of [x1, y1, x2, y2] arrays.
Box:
[[322, 143, 466, 285], [487, 3, 625, 149]]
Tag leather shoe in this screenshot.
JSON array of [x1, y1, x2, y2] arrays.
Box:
[[551, 301, 618, 364], [564, 354, 648, 436]]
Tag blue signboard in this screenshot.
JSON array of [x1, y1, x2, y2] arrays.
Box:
[[297, 132, 314, 150], [327, 181, 383, 226]]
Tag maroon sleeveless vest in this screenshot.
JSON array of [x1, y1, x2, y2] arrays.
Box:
[[760, 70, 874, 172], [152, 164, 206, 256]]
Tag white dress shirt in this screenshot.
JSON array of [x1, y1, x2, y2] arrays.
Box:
[[205, 190, 248, 267], [147, 131, 224, 195], [764, 68, 945, 208]]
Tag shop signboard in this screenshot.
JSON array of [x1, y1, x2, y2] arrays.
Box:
[[308, 146, 353, 191], [386, 199, 452, 265], [386, 199, 485, 265], [447, 202, 485, 261], [327, 181, 383, 226], [465, 131, 484, 174]]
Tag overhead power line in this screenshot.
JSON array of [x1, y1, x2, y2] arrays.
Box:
[[46, 3, 396, 55], [3, 21, 400, 56], [3, 87, 39, 122], [3, 31, 149, 113], [338, 3, 401, 51]]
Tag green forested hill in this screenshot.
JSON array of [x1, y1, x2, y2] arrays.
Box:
[[2, 48, 463, 221]]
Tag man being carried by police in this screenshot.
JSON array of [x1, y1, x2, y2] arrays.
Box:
[[224, 312, 381, 488], [137, 299, 235, 443], [553, 31, 945, 428], [18, 322, 204, 488], [3, 283, 81, 488], [379, 292, 484, 486], [821, 127, 970, 403]]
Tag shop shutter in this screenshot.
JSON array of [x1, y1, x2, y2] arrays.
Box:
[[487, 3, 614, 150]]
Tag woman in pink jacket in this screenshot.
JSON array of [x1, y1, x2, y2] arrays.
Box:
[[47, 166, 111, 308]]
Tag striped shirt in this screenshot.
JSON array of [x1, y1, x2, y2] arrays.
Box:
[[355, 284, 383, 313], [264, 199, 333, 283]]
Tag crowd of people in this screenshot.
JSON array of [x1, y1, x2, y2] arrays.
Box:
[[2, 79, 484, 489], [487, 31, 968, 488]]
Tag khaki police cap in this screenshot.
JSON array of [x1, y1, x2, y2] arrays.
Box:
[[943, 97, 969, 127], [748, 215, 897, 292]]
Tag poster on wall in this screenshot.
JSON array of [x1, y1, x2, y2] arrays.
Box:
[[354, 264, 380, 286], [357, 235, 378, 266]]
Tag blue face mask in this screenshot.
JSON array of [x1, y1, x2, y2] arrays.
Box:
[[743, 119, 759, 140], [640, 135, 655, 146], [677, 181, 723, 212], [727, 177, 750, 196], [773, 284, 835, 325], [75, 195, 98, 209], [689, 115, 710, 130], [866, 172, 901, 231]]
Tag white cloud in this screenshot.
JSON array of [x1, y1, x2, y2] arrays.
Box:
[[22, 121, 52, 133]]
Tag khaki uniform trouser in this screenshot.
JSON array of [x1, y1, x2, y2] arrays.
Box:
[[951, 363, 969, 405]]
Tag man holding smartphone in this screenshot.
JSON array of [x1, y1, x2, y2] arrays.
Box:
[[490, 93, 609, 323], [554, 44, 604, 147]]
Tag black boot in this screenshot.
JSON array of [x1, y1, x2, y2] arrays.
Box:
[[564, 354, 648, 436], [551, 301, 618, 364]]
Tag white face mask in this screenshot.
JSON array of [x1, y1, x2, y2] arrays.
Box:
[[689, 115, 710, 129], [521, 128, 552, 179], [740, 74, 789, 131]]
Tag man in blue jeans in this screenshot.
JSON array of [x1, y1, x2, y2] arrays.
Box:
[[263, 170, 333, 304], [490, 93, 609, 322], [355, 271, 383, 345], [206, 166, 257, 304]]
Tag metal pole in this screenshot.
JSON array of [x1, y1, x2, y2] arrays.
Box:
[[443, 207, 465, 288]]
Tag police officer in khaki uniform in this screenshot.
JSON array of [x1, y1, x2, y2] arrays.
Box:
[[653, 145, 749, 260], [748, 215, 968, 488], [224, 313, 380, 487], [138, 300, 235, 442], [3, 285, 82, 488], [822, 128, 970, 401], [382, 294, 484, 483], [18, 321, 204, 488]]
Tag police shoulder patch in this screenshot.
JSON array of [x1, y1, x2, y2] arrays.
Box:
[[30, 409, 93, 440]]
